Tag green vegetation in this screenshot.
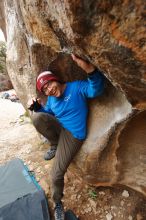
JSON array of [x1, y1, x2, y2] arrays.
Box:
[[23, 110, 30, 118], [0, 41, 6, 73], [88, 187, 97, 200]]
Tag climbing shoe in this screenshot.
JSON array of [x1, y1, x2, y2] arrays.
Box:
[[44, 146, 57, 160], [54, 201, 65, 220]]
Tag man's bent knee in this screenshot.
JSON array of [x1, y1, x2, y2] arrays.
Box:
[[31, 112, 44, 128]]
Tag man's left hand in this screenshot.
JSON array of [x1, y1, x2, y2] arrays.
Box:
[[71, 54, 95, 74]]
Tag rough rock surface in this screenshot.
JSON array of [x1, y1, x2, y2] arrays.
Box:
[[0, 0, 146, 196], [0, 72, 13, 91], [1, 97, 146, 220], [0, 1, 6, 39]]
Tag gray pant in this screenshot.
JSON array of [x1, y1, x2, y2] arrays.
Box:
[[32, 112, 83, 203]]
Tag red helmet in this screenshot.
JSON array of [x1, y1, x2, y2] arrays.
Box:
[[36, 71, 59, 92]]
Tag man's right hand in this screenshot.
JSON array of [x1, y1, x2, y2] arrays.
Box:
[[27, 98, 42, 111]]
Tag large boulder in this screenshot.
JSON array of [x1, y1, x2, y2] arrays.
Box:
[[0, 41, 12, 91], [0, 72, 13, 91], [1, 0, 146, 195], [0, 1, 6, 39]]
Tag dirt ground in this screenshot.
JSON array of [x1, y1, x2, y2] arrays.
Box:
[[0, 92, 146, 220]]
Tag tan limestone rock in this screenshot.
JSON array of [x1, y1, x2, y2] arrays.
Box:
[[1, 0, 146, 196]]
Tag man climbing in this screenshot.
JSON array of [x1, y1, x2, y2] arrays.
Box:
[[28, 54, 105, 220]]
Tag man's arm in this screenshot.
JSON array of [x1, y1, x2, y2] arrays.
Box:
[[27, 97, 54, 115], [41, 98, 54, 115], [71, 54, 105, 98]]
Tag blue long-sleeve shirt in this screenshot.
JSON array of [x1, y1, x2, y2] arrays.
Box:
[[39, 69, 105, 140]]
